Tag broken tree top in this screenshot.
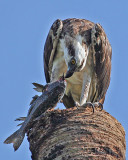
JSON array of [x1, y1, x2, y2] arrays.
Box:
[[27, 107, 126, 160]]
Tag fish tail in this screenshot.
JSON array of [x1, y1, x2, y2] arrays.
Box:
[[4, 129, 25, 151]]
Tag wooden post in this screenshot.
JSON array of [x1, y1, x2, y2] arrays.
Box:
[[27, 108, 126, 160]]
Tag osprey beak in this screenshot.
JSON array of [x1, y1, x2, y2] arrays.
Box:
[[65, 66, 76, 78]]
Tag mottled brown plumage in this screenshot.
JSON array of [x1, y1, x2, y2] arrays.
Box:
[[43, 18, 112, 108], [91, 23, 112, 103]]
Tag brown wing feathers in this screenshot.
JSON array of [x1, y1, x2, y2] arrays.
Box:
[[43, 19, 63, 83], [91, 24, 112, 103]]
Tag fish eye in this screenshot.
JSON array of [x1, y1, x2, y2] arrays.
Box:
[[71, 58, 76, 65]]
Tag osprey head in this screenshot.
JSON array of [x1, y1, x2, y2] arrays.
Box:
[[63, 36, 89, 78]]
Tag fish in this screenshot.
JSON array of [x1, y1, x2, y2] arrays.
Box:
[[15, 83, 55, 125], [15, 84, 54, 125], [4, 75, 66, 151]]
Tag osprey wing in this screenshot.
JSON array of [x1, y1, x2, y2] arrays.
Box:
[[43, 19, 63, 83], [91, 24, 112, 103]]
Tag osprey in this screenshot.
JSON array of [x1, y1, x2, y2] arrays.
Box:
[[43, 18, 112, 108]]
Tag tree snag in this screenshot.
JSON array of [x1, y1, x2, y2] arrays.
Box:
[[27, 107, 126, 160]]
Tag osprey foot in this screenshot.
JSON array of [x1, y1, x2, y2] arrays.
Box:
[[75, 102, 81, 109], [80, 102, 95, 113], [93, 102, 103, 111], [80, 102, 103, 112]]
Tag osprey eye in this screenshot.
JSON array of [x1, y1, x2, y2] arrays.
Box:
[[71, 59, 76, 65]]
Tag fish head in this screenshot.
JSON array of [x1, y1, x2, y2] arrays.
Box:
[[46, 75, 67, 103]]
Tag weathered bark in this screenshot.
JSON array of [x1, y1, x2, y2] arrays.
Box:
[[27, 107, 126, 160]]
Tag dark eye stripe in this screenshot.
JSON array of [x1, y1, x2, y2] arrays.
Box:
[[68, 44, 75, 56]]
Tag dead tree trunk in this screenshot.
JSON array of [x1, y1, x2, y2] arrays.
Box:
[[27, 108, 126, 160]]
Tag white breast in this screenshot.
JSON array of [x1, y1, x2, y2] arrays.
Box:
[[51, 38, 93, 104], [66, 71, 85, 102]]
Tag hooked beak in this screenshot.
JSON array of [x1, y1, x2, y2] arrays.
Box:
[[65, 66, 76, 78]]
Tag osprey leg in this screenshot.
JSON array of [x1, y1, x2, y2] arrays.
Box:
[[80, 72, 91, 105]]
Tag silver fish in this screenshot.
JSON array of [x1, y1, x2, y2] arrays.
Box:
[[4, 76, 66, 151]]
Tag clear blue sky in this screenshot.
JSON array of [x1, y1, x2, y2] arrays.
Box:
[[1, 0, 128, 159]]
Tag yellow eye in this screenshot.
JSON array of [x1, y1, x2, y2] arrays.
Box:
[[71, 59, 76, 65]]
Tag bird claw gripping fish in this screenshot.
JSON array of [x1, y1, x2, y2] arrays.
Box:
[[4, 75, 66, 151]]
